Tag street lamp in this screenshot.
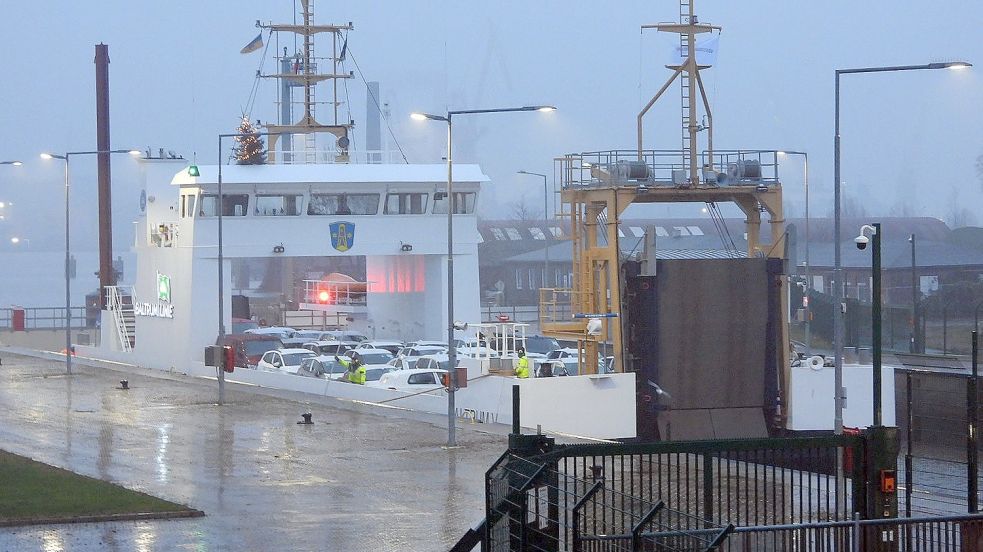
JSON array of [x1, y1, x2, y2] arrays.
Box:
[[778, 151, 810, 355], [856, 223, 882, 426], [833, 60, 971, 435], [0, 161, 23, 166], [211, 131, 286, 404], [517, 170, 551, 289], [411, 104, 556, 446], [40, 149, 141, 375]]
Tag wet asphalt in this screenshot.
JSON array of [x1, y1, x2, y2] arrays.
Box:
[[0, 352, 511, 551]]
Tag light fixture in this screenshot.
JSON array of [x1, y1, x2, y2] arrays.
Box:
[[40, 153, 54, 160], [410, 112, 428, 121], [928, 61, 972, 70], [535, 106, 557, 112], [400, 242, 413, 252], [272, 243, 285, 254], [187, 164, 200, 177], [128, 150, 142, 156]]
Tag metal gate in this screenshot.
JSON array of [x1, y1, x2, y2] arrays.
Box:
[[485, 434, 865, 551]]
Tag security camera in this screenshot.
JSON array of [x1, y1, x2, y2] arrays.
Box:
[[854, 235, 869, 250]]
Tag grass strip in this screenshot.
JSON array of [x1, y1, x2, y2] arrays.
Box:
[[0, 450, 196, 523]]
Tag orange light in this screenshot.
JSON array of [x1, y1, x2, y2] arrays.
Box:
[[318, 290, 331, 303]]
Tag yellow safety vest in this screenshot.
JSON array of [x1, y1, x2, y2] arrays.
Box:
[[515, 357, 530, 379], [349, 365, 366, 385]]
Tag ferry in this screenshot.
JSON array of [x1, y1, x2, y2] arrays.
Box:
[[78, 0, 637, 440]]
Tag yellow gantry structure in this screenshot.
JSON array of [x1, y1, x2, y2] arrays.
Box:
[[539, 0, 789, 380]]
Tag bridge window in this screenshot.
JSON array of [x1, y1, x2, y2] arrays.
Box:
[[308, 193, 379, 215], [181, 194, 197, 218], [549, 226, 563, 238], [490, 228, 506, 240], [687, 226, 704, 236], [630, 226, 644, 237], [384, 192, 428, 214], [504, 228, 522, 241], [255, 194, 303, 216], [432, 191, 476, 214], [529, 227, 546, 240], [515, 269, 523, 290], [199, 194, 248, 217]]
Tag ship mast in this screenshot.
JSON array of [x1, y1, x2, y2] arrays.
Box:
[[637, 0, 720, 187], [259, 0, 354, 163]]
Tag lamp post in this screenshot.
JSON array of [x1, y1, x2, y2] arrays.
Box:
[[211, 131, 284, 404], [833, 60, 971, 435], [857, 223, 882, 425], [517, 170, 550, 289], [778, 151, 810, 355], [41, 149, 141, 375], [909, 234, 919, 353], [411, 105, 556, 447]]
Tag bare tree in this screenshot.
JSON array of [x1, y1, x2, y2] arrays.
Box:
[[507, 194, 537, 221], [947, 186, 978, 228]]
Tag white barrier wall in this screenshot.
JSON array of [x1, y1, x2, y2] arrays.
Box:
[[70, 349, 638, 440], [787, 363, 896, 430]]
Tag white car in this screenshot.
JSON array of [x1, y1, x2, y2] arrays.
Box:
[[406, 340, 447, 349], [256, 348, 317, 375], [302, 340, 356, 356], [370, 368, 448, 392], [282, 329, 338, 347], [355, 340, 404, 356], [245, 326, 297, 341], [541, 348, 608, 376], [396, 345, 447, 364], [343, 348, 395, 367], [386, 357, 414, 371]]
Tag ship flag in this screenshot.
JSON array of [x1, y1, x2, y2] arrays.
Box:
[[339, 37, 348, 61], [240, 33, 264, 55]]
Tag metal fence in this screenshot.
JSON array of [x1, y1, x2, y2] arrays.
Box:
[[726, 513, 983, 551], [0, 306, 90, 330], [485, 435, 864, 551], [898, 336, 981, 518]]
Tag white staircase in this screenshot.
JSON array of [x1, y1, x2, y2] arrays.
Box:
[[105, 286, 136, 352]]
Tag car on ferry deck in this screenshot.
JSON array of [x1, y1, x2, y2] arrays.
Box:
[[231, 318, 259, 334], [217, 333, 284, 368], [369, 368, 448, 393], [396, 345, 447, 364], [302, 340, 356, 356], [245, 326, 297, 342], [257, 348, 317, 375], [342, 348, 395, 367], [297, 356, 348, 379], [355, 340, 404, 356], [541, 348, 611, 376]]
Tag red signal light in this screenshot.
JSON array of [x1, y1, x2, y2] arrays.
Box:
[[317, 290, 331, 303]]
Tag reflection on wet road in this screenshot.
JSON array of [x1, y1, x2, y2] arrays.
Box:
[[0, 353, 508, 550]]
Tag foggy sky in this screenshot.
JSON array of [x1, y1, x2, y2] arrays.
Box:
[[1, 1, 981, 252]]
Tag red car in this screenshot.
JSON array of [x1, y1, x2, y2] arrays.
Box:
[[216, 333, 283, 368]]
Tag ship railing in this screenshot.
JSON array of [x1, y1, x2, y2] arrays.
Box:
[[275, 149, 404, 165], [555, 149, 782, 190], [300, 279, 368, 308]]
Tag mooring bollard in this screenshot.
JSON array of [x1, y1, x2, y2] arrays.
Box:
[[298, 412, 313, 425], [118, 380, 129, 390]]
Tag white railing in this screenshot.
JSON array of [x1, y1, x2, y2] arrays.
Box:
[[105, 285, 135, 352], [275, 149, 405, 165]]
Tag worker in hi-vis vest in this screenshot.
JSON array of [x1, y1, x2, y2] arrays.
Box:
[[515, 349, 530, 379], [336, 353, 367, 385]]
